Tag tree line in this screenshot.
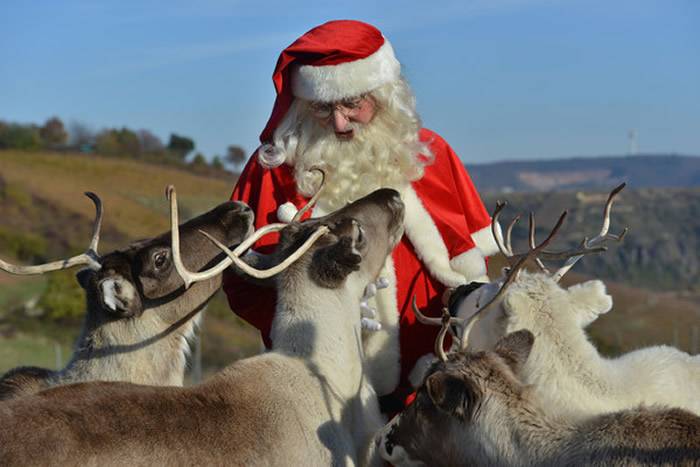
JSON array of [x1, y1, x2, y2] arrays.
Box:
[[0, 116, 249, 173]]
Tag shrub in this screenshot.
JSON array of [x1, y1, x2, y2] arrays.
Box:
[[37, 270, 85, 321], [0, 228, 48, 262]]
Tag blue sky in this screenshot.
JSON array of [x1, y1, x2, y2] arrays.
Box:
[[1, 0, 698, 164]]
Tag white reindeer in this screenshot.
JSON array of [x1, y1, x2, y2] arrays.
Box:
[[414, 185, 700, 420]]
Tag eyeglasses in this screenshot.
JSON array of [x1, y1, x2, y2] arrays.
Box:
[[308, 95, 369, 120]]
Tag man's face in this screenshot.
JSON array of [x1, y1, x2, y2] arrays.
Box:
[[308, 95, 376, 140]]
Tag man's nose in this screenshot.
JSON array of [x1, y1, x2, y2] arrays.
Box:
[[332, 109, 350, 132]]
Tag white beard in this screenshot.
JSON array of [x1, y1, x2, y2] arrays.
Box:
[[292, 110, 425, 212]]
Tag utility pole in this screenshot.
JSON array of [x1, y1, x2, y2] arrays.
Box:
[[627, 129, 638, 155]]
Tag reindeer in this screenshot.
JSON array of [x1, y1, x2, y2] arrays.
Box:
[[0, 187, 405, 467], [0, 188, 256, 399], [417, 185, 700, 420], [379, 217, 700, 466], [377, 326, 700, 466]]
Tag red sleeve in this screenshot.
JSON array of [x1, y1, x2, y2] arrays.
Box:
[[414, 129, 493, 280], [441, 138, 491, 236], [440, 137, 499, 258], [222, 153, 305, 348], [415, 129, 490, 256]]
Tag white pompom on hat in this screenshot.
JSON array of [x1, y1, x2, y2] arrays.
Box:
[[276, 202, 298, 223]]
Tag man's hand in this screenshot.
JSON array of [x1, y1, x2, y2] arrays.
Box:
[[360, 277, 389, 331]]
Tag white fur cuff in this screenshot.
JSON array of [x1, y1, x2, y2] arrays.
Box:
[[471, 222, 501, 258], [450, 248, 488, 283]]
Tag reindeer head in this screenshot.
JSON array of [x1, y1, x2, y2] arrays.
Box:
[[457, 271, 614, 352], [275, 188, 405, 291], [414, 184, 625, 354], [79, 199, 254, 319], [377, 330, 536, 467], [0, 191, 255, 321]]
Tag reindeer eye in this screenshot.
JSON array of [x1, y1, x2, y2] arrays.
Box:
[[356, 224, 365, 244], [153, 251, 169, 269]]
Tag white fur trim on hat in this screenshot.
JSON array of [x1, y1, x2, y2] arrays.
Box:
[[291, 40, 401, 102], [471, 222, 501, 258], [276, 202, 298, 223], [450, 248, 488, 283]]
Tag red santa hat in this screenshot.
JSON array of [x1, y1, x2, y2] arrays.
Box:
[[259, 20, 401, 145]]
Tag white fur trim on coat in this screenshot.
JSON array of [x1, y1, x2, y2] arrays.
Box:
[[291, 40, 401, 102], [449, 247, 488, 283], [401, 186, 469, 288], [471, 222, 501, 258]]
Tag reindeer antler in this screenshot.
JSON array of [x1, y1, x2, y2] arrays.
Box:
[[0, 192, 103, 274], [415, 206, 575, 353], [551, 183, 628, 282], [418, 186, 627, 356], [169, 186, 285, 288], [169, 179, 330, 288]]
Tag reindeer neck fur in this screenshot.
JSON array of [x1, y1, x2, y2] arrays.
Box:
[[501, 273, 700, 417], [502, 273, 614, 414], [56, 276, 218, 387], [271, 257, 367, 397], [470, 382, 576, 466]]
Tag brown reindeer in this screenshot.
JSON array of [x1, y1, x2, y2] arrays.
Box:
[[378, 327, 700, 466], [0, 188, 255, 399], [0, 187, 405, 467]]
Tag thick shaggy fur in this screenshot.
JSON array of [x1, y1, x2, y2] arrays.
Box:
[[462, 271, 700, 419], [0, 188, 404, 466], [378, 331, 700, 466], [0, 201, 252, 400]]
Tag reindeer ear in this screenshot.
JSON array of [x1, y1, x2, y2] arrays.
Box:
[[426, 371, 475, 420], [494, 330, 534, 375], [566, 280, 613, 328], [310, 236, 362, 288]]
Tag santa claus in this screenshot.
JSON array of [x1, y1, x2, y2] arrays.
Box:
[[223, 19, 499, 412]]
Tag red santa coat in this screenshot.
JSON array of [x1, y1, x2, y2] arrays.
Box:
[[223, 128, 498, 408]]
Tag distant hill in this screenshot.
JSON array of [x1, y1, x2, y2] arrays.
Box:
[[467, 154, 700, 193]]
